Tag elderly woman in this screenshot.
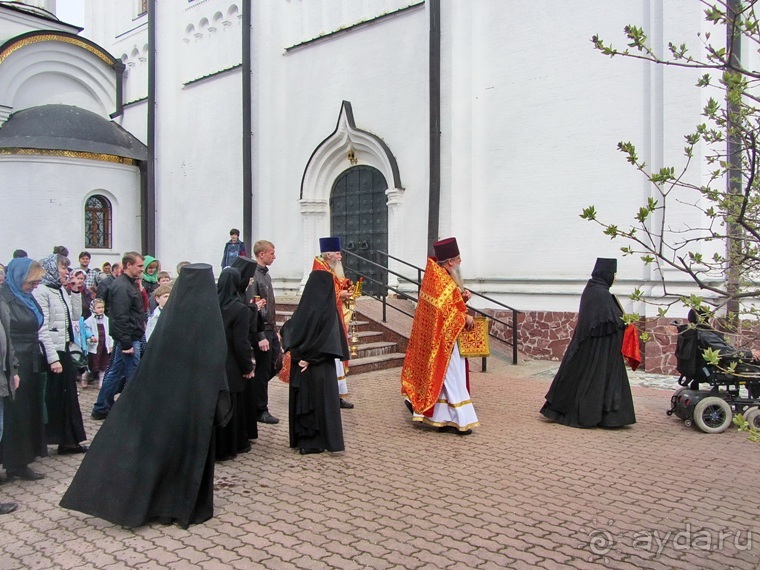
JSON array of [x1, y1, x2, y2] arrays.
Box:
[[0, 258, 48, 481], [34, 254, 88, 454]]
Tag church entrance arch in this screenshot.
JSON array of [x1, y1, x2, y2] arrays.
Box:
[[330, 165, 388, 295], [299, 101, 405, 293]]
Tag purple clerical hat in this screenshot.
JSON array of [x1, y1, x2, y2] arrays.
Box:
[[433, 237, 460, 261], [319, 236, 341, 253]]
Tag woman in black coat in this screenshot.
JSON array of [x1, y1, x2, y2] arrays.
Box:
[[215, 268, 254, 461], [0, 258, 48, 480], [540, 258, 636, 428]]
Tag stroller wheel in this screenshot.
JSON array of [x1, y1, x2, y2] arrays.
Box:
[[692, 397, 733, 434]]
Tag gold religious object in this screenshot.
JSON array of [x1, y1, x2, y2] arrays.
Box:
[[344, 278, 364, 357], [457, 316, 491, 357]]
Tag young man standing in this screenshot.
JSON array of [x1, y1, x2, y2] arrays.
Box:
[[91, 252, 145, 420], [246, 240, 280, 424], [221, 229, 247, 269], [78, 251, 100, 289]]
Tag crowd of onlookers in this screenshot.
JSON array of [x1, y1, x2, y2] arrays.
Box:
[[0, 246, 187, 515]]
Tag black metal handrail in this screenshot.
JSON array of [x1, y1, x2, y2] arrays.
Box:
[[341, 249, 521, 365]]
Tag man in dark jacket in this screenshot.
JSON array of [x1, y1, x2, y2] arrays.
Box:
[[96, 262, 121, 311], [92, 253, 145, 420]]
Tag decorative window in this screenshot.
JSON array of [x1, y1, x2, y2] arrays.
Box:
[[138, 0, 147, 17], [85, 195, 112, 249]]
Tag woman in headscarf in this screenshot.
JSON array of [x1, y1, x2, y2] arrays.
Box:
[[33, 253, 88, 454], [61, 264, 230, 528], [282, 270, 349, 455], [0, 258, 48, 480], [215, 267, 254, 461], [540, 258, 636, 428], [141, 255, 160, 298]]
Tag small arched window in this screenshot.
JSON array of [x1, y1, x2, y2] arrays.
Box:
[[85, 195, 112, 249]]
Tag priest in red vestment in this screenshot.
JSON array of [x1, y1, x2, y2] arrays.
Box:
[[401, 237, 479, 434]]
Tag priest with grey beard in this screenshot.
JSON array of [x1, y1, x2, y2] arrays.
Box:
[[312, 237, 354, 409], [401, 237, 479, 435]]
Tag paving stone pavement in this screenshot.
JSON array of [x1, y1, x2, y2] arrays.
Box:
[[0, 356, 758, 569]]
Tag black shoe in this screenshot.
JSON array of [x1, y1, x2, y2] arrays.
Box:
[[0, 502, 17, 515], [58, 444, 88, 455], [6, 466, 45, 481], [257, 412, 280, 424], [438, 426, 472, 435], [299, 448, 324, 455], [404, 400, 413, 414], [91, 412, 108, 421], [339, 399, 354, 409]]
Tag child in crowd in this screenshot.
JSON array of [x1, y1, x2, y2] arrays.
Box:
[[149, 271, 173, 313], [72, 313, 93, 387], [145, 284, 172, 342], [84, 298, 112, 389]]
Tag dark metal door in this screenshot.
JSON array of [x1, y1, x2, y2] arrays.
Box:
[[330, 165, 388, 296]]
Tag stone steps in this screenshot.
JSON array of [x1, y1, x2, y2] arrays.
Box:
[[276, 299, 409, 374]]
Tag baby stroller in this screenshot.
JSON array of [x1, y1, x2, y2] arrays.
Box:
[[668, 314, 760, 434]]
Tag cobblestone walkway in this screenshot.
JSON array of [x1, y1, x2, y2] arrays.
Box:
[[0, 357, 757, 569]]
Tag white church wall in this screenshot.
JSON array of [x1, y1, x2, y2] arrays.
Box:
[[254, 1, 428, 287], [439, 1, 715, 314], [76, 0, 730, 318], [0, 156, 141, 266]]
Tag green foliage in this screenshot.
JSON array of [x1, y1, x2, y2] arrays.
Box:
[[587, 2, 760, 320], [733, 413, 760, 443]]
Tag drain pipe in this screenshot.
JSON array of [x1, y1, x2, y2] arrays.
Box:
[[144, 0, 157, 253], [242, 0, 253, 248], [427, 0, 441, 255]]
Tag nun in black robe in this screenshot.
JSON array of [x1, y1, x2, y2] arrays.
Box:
[[215, 267, 254, 461], [282, 270, 349, 454], [540, 258, 636, 428], [60, 264, 231, 528], [231, 255, 262, 440]]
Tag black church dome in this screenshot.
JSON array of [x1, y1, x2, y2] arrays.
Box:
[[0, 104, 146, 160]]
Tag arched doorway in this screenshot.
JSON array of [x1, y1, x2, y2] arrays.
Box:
[[330, 165, 388, 295]]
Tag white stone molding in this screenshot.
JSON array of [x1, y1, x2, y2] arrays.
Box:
[[384, 187, 406, 290], [298, 198, 330, 290]]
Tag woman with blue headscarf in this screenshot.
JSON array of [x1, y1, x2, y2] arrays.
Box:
[[0, 257, 48, 481]]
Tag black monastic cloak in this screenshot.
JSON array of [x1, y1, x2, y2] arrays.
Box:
[[60, 264, 230, 528], [215, 267, 253, 461], [231, 255, 263, 439], [282, 271, 349, 452], [540, 258, 636, 428]]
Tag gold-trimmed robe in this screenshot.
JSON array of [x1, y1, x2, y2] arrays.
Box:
[[401, 258, 467, 415]]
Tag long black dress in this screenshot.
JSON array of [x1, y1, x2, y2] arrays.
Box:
[[231, 256, 262, 439], [215, 268, 254, 461], [540, 259, 636, 428], [60, 264, 230, 528], [0, 284, 47, 469], [282, 271, 349, 453]]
